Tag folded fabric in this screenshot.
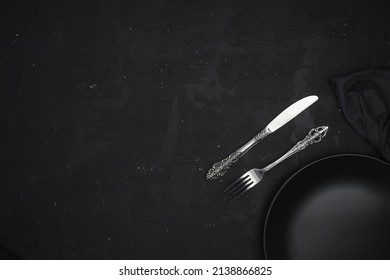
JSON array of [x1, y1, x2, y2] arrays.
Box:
[[330, 69, 390, 162]]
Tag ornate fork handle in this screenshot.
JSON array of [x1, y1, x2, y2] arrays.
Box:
[[262, 126, 328, 172], [205, 127, 271, 180]]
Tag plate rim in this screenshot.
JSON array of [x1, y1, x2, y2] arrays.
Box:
[[263, 153, 390, 259]]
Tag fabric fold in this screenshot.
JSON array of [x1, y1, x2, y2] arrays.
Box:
[[330, 69, 390, 162]]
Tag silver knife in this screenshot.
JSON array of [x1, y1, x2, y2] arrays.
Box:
[[205, 95, 318, 180]]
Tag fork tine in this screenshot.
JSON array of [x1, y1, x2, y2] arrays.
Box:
[[227, 177, 251, 195], [225, 180, 253, 201], [224, 174, 249, 193], [228, 182, 254, 201], [224, 172, 253, 200]]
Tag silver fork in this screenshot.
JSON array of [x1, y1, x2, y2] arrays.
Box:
[[224, 126, 328, 201]]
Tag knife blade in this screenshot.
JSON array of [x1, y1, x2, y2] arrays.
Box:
[[266, 95, 318, 132], [205, 95, 318, 180]]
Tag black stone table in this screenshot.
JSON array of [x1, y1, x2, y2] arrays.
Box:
[[0, 0, 388, 259]]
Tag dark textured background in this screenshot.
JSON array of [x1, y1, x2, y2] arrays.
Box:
[[1, 0, 389, 259]]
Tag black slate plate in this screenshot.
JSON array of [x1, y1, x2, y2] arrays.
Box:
[[264, 154, 390, 259]]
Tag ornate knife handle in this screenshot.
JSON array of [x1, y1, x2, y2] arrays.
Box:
[[262, 126, 329, 172], [206, 127, 272, 180]]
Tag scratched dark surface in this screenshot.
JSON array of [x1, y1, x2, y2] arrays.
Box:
[[0, 0, 389, 259]]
